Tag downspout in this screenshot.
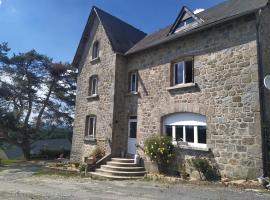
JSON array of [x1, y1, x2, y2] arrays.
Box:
[[255, 8, 267, 176]]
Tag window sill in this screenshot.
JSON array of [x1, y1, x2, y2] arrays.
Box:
[[177, 144, 209, 152], [126, 92, 139, 96], [167, 83, 196, 91], [86, 94, 99, 100], [90, 57, 100, 64], [84, 137, 96, 142]]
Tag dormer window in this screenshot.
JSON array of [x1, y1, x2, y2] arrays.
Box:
[[175, 17, 196, 32], [92, 41, 99, 59], [168, 6, 203, 35]]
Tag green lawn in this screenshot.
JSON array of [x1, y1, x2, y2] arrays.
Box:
[[33, 169, 80, 178], [0, 159, 26, 166]]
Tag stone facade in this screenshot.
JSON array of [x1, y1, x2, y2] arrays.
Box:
[[70, 15, 116, 162], [124, 15, 263, 179], [71, 4, 270, 179]]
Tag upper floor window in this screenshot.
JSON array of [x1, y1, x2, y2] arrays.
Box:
[[173, 59, 193, 86], [129, 71, 138, 94], [163, 113, 207, 148], [85, 115, 96, 138], [89, 75, 98, 96], [92, 41, 99, 60], [175, 17, 196, 33]]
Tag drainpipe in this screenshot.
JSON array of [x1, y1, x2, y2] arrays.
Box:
[[255, 7, 267, 176]]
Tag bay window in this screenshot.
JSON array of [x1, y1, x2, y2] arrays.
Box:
[[163, 113, 207, 148]]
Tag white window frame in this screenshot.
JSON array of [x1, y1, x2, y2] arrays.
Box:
[[174, 60, 193, 86], [87, 116, 96, 138], [163, 113, 207, 148], [130, 71, 138, 94]]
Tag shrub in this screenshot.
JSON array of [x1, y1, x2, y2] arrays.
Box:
[[188, 157, 214, 181], [90, 145, 105, 160], [79, 164, 86, 172], [39, 149, 70, 159], [144, 135, 174, 173]]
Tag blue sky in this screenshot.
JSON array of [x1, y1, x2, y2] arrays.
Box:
[[0, 0, 224, 63]]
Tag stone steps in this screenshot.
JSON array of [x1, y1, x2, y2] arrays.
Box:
[[89, 157, 146, 180], [107, 161, 138, 167], [101, 165, 145, 172]]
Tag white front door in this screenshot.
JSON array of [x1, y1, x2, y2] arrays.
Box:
[[128, 117, 137, 155]]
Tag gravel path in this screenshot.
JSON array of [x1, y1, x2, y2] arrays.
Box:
[[0, 163, 270, 200]]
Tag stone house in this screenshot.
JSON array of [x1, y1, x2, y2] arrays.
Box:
[[71, 0, 270, 179]]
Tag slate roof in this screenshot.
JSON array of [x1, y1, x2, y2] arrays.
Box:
[[126, 0, 268, 55], [94, 7, 146, 54], [73, 0, 268, 65], [73, 6, 146, 67]]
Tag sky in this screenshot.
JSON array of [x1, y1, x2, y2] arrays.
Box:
[[0, 0, 224, 63]]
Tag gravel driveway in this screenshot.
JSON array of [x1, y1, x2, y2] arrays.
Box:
[[0, 163, 270, 200]]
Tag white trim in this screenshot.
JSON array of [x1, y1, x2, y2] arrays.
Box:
[[163, 113, 207, 148]]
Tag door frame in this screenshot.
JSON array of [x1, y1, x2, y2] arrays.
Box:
[[127, 116, 137, 155]]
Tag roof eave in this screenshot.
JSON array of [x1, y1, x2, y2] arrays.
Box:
[[125, 8, 263, 56], [72, 7, 96, 68]]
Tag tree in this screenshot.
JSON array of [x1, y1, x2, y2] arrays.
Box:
[[0, 43, 77, 159]]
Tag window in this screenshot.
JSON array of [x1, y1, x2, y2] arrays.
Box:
[[175, 17, 196, 32], [129, 71, 138, 93], [89, 75, 98, 96], [85, 115, 96, 138], [92, 41, 99, 59], [163, 113, 207, 148], [173, 60, 193, 85], [129, 116, 137, 138]]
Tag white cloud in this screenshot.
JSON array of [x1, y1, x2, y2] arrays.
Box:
[[194, 8, 205, 14]]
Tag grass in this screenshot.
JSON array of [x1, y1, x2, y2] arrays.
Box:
[[0, 159, 26, 166], [33, 168, 81, 178]]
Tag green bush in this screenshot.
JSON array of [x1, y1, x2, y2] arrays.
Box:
[[39, 149, 70, 159], [144, 135, 174, 173], [188, 157, 213, 181]]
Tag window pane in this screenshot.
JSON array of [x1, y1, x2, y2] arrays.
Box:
[[92, 78, 97, 94], [198, 126, 207, 144], [186, 126, 194, 143], [185, 60, 193, 83], [92, 42, 99, 59], [88, 117, 95, 136], [175, 126, 184, 141], [131, 73, 137, 92], [185, 17, 195, 25], [175, 63, 184, 85], [129, 122, 137, 138], [165, 126, 172, 138]]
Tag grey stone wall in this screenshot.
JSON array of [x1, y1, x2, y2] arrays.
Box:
[[70, 16, 116, 162], [126, 15, 263, 178]]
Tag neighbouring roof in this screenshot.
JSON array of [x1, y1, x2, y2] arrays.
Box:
[[31, 139, 71, 155], [73, 6, 146, 67], [126, 0, 268, 55]]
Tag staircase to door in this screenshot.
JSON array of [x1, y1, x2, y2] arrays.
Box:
[[90, 158, 146, 180]]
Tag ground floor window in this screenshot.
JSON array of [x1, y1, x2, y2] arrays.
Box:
[[163, 113, 207, 148]]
